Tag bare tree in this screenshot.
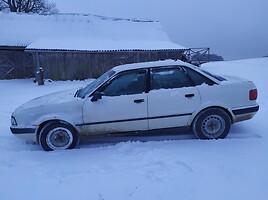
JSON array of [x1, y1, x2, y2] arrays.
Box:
[[0, 0, 8, 11], [0, 0, 58, 14]]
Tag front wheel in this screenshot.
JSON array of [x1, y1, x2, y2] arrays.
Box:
[[38, 121, 80, 151], [192, 108, 231, 139]]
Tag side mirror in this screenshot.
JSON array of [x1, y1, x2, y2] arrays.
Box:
[[91, 91, 103, 102]]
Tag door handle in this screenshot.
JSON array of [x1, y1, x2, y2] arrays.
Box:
[[134, 99, 145, 104], [185, 94, 195, 98]]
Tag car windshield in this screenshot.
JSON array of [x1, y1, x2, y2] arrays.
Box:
[[76, 70, 116, 98]]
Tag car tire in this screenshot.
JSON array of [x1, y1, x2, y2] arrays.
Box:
[[192, 108, 231, 139], [38, 121, 80, 151]]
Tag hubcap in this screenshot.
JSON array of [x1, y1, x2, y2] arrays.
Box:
[[46, 127, 73, 150], [201, 115, 225, 138]]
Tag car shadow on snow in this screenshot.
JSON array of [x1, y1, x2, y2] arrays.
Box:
[[12, 125, 261, 151], [78, 126, 262, 149], [227, 124, 262, 139], [79, 131, 196, 149]]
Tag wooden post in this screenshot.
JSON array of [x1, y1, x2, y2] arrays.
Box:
[[35, 51, 44, 85]]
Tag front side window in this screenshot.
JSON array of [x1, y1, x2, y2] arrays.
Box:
[[101, 70, 146, 96], [76, 69, 115, 98], [152, 68, 193, 90]]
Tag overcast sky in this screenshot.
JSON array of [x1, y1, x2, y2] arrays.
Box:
[[53, 0, 268, 60]]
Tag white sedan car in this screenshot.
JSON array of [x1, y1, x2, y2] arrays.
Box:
[[10, 60, 259, 151]]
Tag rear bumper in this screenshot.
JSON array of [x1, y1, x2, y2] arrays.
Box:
[[232, 105, 259, 115], [232, 105, 259, 123]]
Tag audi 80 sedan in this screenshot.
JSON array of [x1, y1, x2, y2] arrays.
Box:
[[10, 60, 259, 151]]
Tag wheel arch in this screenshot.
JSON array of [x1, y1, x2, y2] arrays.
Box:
[[36, 119, 79, 144], [189, 106, 234, 128]]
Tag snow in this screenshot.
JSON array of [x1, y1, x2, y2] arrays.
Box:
[[1, 58, 268, 200], [26, 39, 185, 52], [113, 59, 193, 73], [0, 12, 185, 51]]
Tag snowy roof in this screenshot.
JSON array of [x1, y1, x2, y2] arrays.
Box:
[[0, 12, 186, 52], [26, 39, 185, 52]]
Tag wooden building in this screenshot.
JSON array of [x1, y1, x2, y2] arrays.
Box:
[[0, 13, 187, 80]]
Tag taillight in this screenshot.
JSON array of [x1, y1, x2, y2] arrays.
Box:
[[249, 89, 258, 100]]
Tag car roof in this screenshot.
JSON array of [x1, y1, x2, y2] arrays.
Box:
[[112, 59, 195, 73]]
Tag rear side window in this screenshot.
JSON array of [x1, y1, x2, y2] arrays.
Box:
[[152, 68, 194, 90], [186, 68, 215, 86]]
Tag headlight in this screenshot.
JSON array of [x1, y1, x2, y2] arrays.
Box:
[[11, 116, 17, 126]]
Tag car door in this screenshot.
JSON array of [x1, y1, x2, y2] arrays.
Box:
[[148, 67, 201, 130], [82, 69, 148, 135]]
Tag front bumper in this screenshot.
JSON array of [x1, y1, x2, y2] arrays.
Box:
[[10, 127, 36, 134], [10, 126, 37, 142]]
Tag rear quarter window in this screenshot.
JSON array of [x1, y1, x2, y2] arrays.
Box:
[[186, 67, 215, 86], [199, 69, 226, 82]]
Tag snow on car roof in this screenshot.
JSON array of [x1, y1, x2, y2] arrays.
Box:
[[112, 60, 194, 72], [0, 12, 186, 52]]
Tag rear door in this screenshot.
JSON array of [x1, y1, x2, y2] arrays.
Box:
[[148, 67, 201, 129]]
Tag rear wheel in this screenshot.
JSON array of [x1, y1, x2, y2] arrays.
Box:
[[192, 108, 231, 139], [38, 121, 79, 151]]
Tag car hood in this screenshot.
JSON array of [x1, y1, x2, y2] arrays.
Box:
[[14, 89, 78, 113]]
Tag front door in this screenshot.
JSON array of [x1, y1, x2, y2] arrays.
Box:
[[82, 69, 148, 135]]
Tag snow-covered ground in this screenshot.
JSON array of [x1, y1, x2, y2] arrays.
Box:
[[0, 58, 268, 200]]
